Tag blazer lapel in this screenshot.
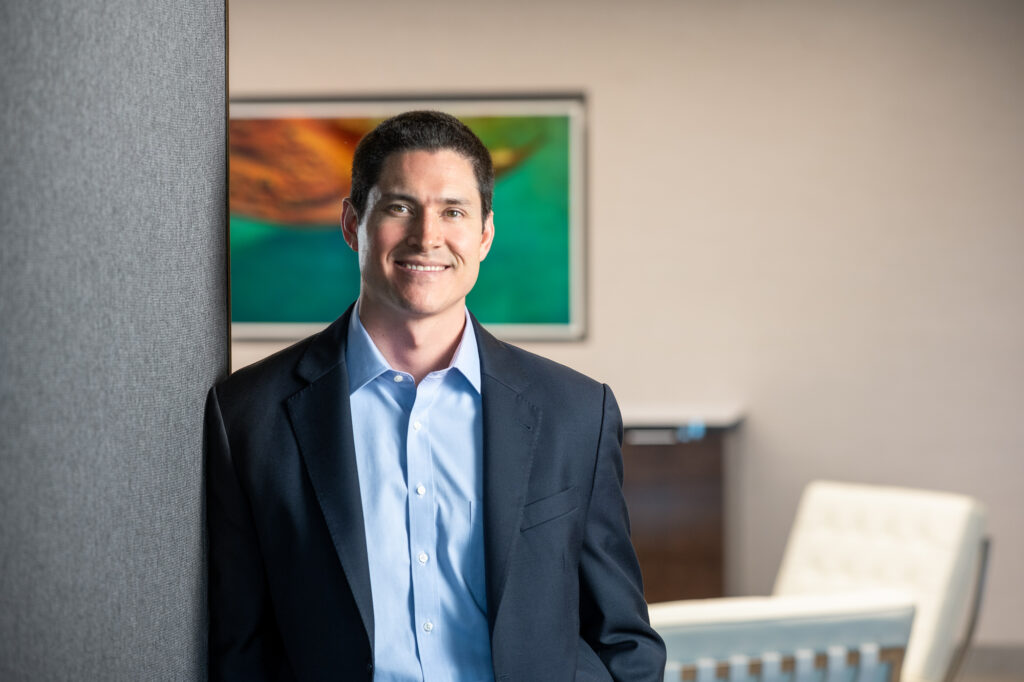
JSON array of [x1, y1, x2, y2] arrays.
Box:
[[285, 308, 375, 651], [474, 318, 541, 630]]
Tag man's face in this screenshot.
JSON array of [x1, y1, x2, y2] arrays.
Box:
[[342, 149, 494, 325]]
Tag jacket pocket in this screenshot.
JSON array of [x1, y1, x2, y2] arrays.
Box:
[[520, 486, 579, 531]]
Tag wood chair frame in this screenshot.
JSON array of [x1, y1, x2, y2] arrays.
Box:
[[679, 646, 906, 681]]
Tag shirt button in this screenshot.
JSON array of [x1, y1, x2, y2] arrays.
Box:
[[415, 484, 426, 496], [418, 552, 429, 564], [393, 374, 404, 383], [423, 621, 433, 632], [413, 421, 422, 431]]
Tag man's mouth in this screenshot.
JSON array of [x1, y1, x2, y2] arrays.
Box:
[[396, 261, 449, 272]]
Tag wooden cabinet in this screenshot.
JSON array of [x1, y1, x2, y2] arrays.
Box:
[[621, 428, 727, 602]]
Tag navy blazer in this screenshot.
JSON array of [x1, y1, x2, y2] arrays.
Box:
[[206, 307, 666, 681]]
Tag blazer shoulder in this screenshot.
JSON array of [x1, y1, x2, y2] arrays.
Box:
[[216, 336, 312, 400], [213, 309, 352, 414], [509, 343, 603, 390], [478, 330, 609, 413]]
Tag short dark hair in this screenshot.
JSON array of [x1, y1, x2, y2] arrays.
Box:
[[348, 110, 495, 219]]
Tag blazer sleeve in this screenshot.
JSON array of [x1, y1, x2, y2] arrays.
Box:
[[577, 385, 667, 681], [206, 386, 293, 681]]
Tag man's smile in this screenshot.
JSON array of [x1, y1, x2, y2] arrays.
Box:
[[395, 261, 450, 272]]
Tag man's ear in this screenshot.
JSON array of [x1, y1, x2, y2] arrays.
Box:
[[478, 211, 495, 261], [341, 198, 360, 252]]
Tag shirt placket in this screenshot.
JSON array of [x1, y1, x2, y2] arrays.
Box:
[[407, 373, 443, 674]]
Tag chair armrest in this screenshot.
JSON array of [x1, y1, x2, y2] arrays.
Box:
[[650, 590, 915, 680]]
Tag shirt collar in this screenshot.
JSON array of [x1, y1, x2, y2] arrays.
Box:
[[449, 309, 481, 394], [346, 305, 481, 395]]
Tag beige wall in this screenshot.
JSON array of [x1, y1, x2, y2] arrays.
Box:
[[229, 0, 1024, 643]]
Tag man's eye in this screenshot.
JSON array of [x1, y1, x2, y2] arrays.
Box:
[[443, 209, 464, 218], [388, 204, 410, 214]]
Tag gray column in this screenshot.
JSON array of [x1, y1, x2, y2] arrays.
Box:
[[0, 1, 226, 679]]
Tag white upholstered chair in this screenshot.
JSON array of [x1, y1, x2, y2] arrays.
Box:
[[650, 590, 915, 682], [649, 481, 988, 682], [772, 481, 989, 682]]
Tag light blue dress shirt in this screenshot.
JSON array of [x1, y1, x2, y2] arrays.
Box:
[[346, 308, 493, 682]]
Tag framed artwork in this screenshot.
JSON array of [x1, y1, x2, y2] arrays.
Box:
[[229, 94, 587, 341]]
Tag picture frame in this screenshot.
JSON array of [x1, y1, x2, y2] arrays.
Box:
[[229, 94, 587, 341]]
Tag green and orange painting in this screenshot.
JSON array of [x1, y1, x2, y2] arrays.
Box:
[[229, 109, 577, 335]]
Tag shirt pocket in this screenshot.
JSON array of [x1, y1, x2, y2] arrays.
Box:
[[520, 486, 579, 532]]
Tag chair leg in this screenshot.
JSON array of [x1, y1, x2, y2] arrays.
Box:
[[942, 537, 992, 682]]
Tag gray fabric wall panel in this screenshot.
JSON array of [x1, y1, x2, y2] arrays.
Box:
[[1, 1, 226, 679]]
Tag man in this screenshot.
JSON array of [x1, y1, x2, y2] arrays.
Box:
[[206, 111, 665, 681]]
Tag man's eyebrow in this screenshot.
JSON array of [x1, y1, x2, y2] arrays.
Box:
[[378, 192, 472, 207], [378, 192, 419, 204]]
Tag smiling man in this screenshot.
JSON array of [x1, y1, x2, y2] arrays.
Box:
[[206, 111, 665, 681]]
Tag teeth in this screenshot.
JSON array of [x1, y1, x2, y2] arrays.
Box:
[[402, 263, 446, 271]]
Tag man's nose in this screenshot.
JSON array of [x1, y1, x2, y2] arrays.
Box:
[[407, 212, 444, 250]]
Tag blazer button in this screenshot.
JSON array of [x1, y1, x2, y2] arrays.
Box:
[[366, 661, 374, 673]]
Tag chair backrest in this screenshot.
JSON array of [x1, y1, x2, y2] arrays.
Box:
[[649, 591, 914, 682], [773, 481, 987, 682]]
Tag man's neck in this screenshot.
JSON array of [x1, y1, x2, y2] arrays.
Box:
[[357, 299, 467, 384]]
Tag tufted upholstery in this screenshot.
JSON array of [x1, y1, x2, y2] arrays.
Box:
[[650, 590, 915, 681], [772, 481, 987, 682]]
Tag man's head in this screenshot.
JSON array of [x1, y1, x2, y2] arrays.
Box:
[[341, 112, 496, 331], [348, 110, 495, 221]]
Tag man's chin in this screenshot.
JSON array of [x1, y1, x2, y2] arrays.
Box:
[[374, 296, 465, 323], [396, 302, 462, 320]]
